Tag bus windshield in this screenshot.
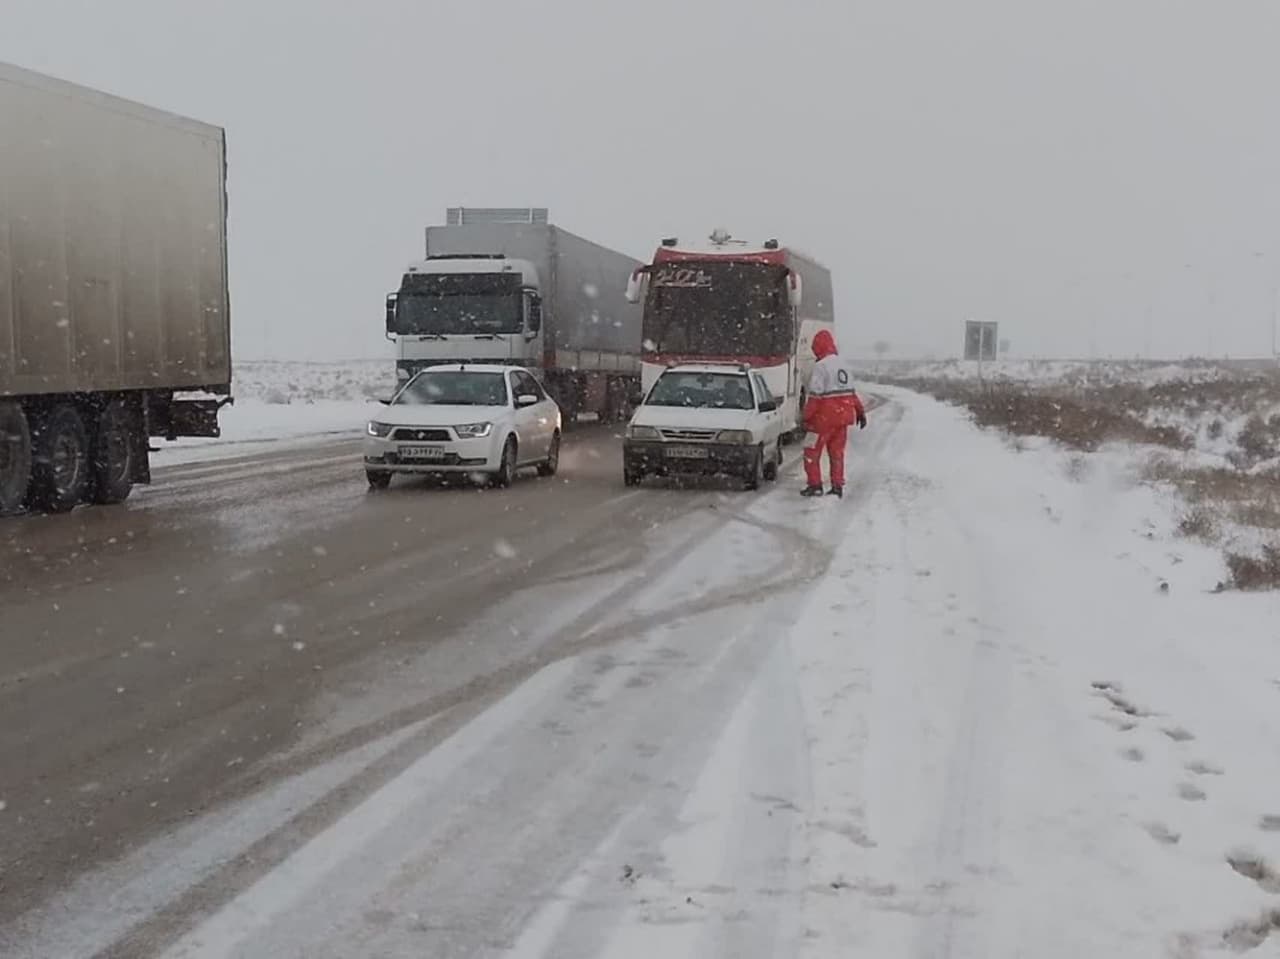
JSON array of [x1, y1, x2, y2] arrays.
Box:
[[641, 261, 792, 356]]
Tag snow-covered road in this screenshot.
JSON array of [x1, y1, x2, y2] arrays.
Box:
[[6, 389, 1280, 958]]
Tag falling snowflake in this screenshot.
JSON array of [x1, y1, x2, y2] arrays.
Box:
[[292, 641, 306, 652], [0, 800, 6, 813], [494, 538, 518, 559], [312, 545, 329, 557], [116, 686, 125, 694], [273, 623, 286, 636], [582, 283, 599, 299], [643, 339, 657, 351]]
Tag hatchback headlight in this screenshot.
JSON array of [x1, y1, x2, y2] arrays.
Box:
[[453, 422, 493, 439], [716, 430, 753, 445], [367, 421, 393, 438], [627, 425, 660, 441]]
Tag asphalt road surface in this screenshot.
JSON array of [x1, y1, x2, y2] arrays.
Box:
[[0, 419, 885, 957]]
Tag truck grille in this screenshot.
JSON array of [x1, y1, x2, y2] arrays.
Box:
[[660, 428, 717, 442], [391, 427, 451, 442]]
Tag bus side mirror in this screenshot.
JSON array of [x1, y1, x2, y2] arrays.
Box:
[[624, 268, 647, 304], [385, 293, 398, 338]]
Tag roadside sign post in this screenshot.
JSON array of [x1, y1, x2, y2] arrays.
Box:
[[964, 320, 999, 384]]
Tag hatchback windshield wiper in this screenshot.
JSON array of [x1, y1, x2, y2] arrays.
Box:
[[472, 332, 508, 341]]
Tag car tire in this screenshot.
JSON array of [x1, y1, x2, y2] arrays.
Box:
[[623, 465, 642, 487], [30, 404, 90, 513], [91, 401, 136, 505], [0, 401, 33, 517], [366, 470, 392, 490], [492, 437, 517, 488], [743, 446, 764, 491], [763, 439, 781, 482], [537, 431, 560, 477]]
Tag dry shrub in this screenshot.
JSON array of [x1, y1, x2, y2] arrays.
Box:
[[895, 379, 1192, 452], [1226, 546, 1280, 591], [1236, 414, 1280, 465], [1177, 508, 1219, 540]]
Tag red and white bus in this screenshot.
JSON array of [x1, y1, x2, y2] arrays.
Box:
[[624, 230, 835, 437]]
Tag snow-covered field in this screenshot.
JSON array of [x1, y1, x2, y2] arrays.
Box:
[[14, 386, 1280, 957], [152, 360, 393, 465]]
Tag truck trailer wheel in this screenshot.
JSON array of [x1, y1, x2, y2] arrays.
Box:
[[91, 401, 136, 504], [0, 401, 33, 516], [30, 404, 90, 513]]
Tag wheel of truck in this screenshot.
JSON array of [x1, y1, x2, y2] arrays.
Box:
[[366, 469, 392, 490], [30, 404, 90, 513], [743, 446, 764, 492], [492, 437, 517, 488], [537, 431, 561, 477], [0, 401, 33, 517], [763, 439, 781, 482], [91, 401, 136, 505]]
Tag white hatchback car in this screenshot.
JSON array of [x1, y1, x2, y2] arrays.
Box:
[[623, 363, 785, 489], [364, 364, 562, 489]]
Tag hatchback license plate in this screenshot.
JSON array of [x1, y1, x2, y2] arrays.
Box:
[[667, 445, 708, 459], [400, 445, 445, 461]]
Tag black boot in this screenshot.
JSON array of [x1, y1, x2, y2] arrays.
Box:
[[800, 484, 824, 497], [827, 486, 843, 498]]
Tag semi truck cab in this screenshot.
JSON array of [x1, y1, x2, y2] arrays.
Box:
[[386, 255, 544, 385]]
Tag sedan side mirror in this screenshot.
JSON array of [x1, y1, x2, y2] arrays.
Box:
[[515, 393, 540, 409], [758, 399, 778, 413]]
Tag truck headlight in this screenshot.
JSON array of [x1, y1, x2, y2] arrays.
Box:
[[716, 430, 753, 444], [453, 422, 493, 439], [367, 421, 393, 438], [627, 425, 660, 441]]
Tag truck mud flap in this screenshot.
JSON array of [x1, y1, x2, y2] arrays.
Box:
[[159, 399, 228, 439]]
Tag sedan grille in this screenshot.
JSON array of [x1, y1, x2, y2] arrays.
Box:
[[659, 428, 717, 442], [391, 427, 451, 442]]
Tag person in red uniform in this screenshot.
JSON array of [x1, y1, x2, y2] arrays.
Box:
[[801, 329, 867, 497]]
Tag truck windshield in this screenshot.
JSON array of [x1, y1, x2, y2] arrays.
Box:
[[642, 261, 791, 357], [645, 371, 755, 410], [394, 272, 523, 336], [395, 371, 509, 406]]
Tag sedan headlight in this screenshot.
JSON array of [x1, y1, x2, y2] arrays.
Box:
[[367, 421, 393, 438], [627, 425, 660, 441], [716, 430, 753, 445], [453, 422, 493, 439]]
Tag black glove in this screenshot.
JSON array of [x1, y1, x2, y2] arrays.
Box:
[[857, 412, 868, 430]]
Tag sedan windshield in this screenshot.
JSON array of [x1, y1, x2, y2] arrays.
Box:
[[395, 371, 509, 406], [645, 371, 754, 410]]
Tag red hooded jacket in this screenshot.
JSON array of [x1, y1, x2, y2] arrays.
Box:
[[803, 329, 865, 433]]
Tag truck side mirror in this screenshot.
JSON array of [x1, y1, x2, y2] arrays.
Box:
[[526, 294, 542, 338], [787, 272, 802, 309], [385, 293, 398, 337]]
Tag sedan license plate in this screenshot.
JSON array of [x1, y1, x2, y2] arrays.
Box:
[[399, 445, 446, 461], [666, 445, 708, 460]]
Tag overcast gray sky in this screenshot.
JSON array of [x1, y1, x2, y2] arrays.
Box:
[[5, 0, 1280, 360]]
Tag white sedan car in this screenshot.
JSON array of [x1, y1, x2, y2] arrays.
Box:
[[364, 364, 562, 489], [623, 363, 785, 490]]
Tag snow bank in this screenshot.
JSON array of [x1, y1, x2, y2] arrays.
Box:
[[788, 388, 1280, 955]]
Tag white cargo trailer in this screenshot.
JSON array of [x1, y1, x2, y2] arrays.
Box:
[[0, 61, 231, 514]]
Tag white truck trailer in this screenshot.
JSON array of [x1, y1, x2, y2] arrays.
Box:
[[0, 61, 231, 514], [385, 208, 642, 422]]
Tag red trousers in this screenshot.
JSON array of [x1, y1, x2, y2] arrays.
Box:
[[804, 426, 847, 487]]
